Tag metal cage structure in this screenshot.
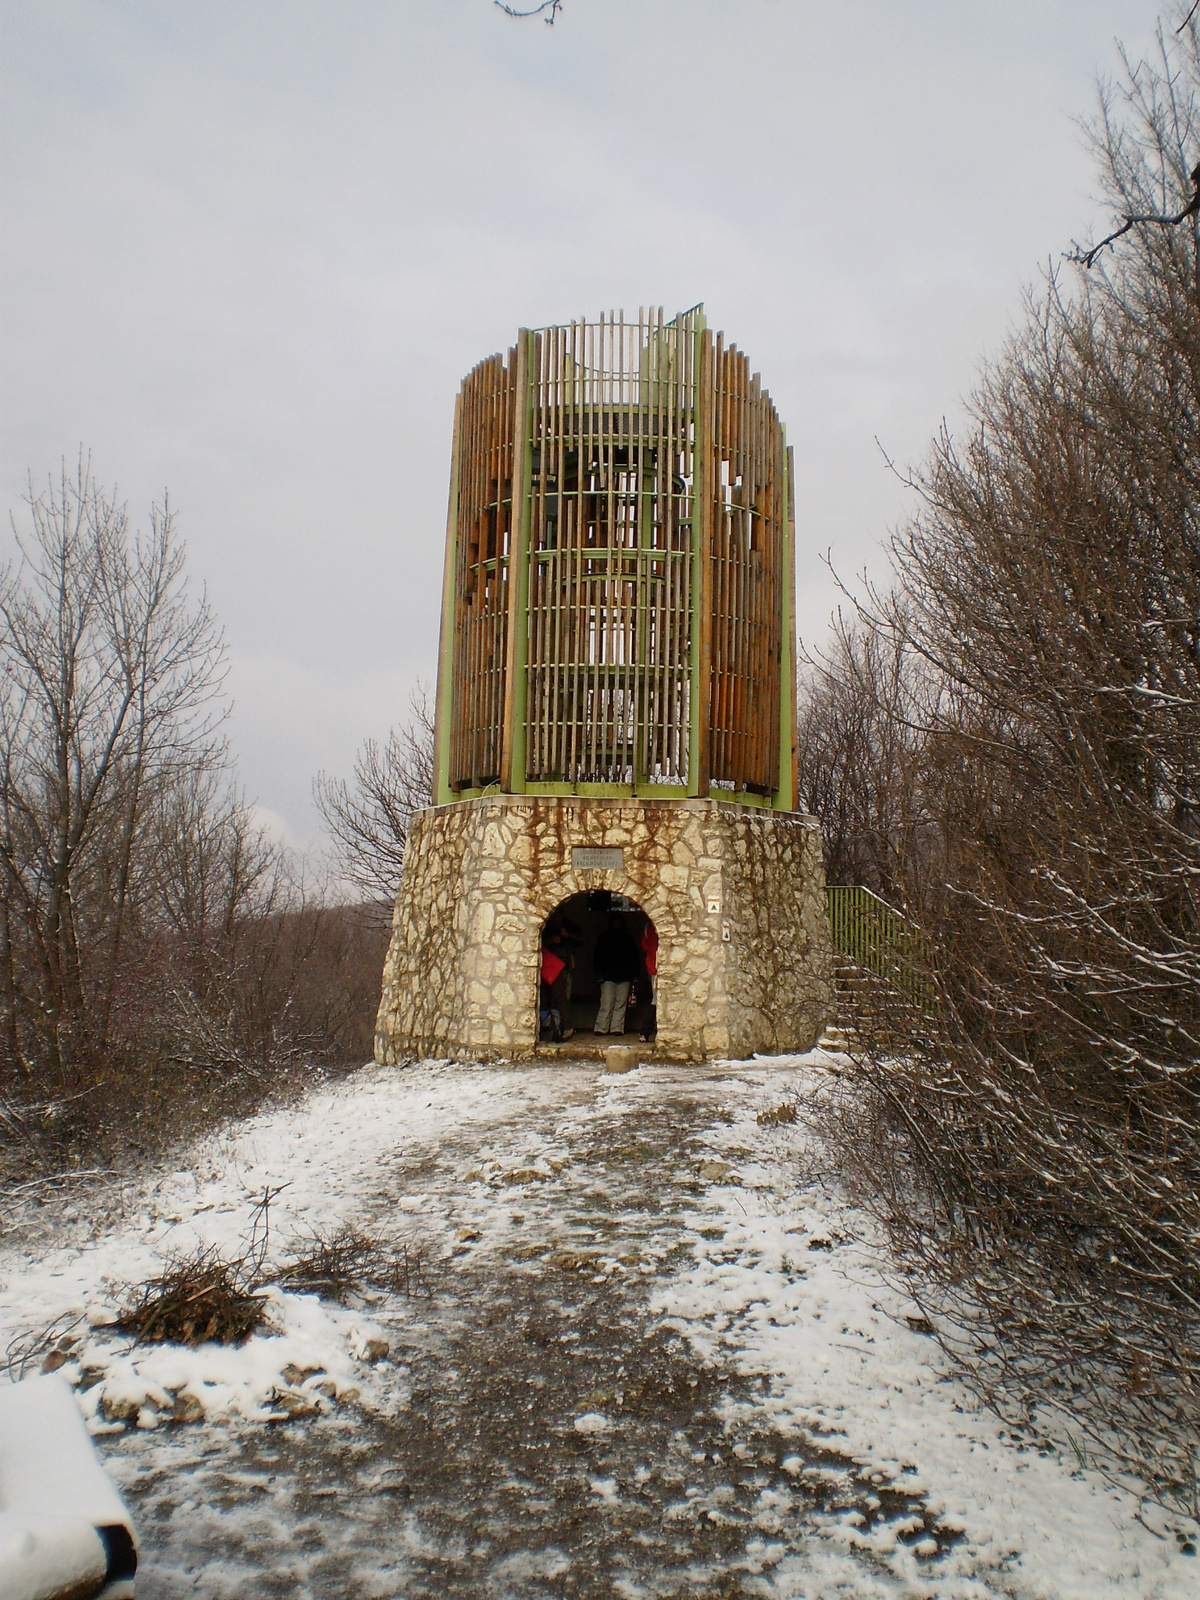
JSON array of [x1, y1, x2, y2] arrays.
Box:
[[433, 306, 799, 809]]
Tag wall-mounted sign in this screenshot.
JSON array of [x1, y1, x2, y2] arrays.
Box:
[[572, 846, 624, 871]]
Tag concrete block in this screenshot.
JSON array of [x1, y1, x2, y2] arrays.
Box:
[[604, 1045, 640, 1074]]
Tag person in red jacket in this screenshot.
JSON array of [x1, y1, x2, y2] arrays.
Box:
[[540, 920, 575, 1041], [639, 920, 658, 1041]]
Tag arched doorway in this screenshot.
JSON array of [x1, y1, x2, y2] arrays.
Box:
[[540, 892, 657, 1043]]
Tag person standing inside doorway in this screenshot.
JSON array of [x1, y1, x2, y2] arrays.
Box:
[[639, 919, 658, 1041], [541, 915, 577, 1041], [592, 913, 640, 1036]]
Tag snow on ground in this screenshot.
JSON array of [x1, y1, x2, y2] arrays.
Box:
[[0, 1053, 1195, 1598], [3, 1065, 567, 1429]]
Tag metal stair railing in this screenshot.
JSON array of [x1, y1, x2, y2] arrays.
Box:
[[826, 885, 935, 1014]]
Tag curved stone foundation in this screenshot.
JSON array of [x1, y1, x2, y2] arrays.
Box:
[[375, 795, 833, 1064]]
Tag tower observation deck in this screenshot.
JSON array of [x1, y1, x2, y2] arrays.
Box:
[[435, 306, 797, 809]]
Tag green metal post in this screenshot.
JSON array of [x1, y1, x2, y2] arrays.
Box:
[[775, 434, 797, 811], [687, 308, 709, 797]]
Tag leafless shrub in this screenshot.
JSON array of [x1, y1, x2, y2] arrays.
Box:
[[807, 1051, 1200, 1515], [811, 9, 1200, 1513], [756, 1102, 797, 1127], [797, 616, 932, 905], [6, 1310, 87, 1382], [274, 1223, 430, 1301]]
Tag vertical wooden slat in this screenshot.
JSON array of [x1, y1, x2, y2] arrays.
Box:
[[557, 324, 565, 776], [782, 441, 799, 808], [566, 318, 582, 782]]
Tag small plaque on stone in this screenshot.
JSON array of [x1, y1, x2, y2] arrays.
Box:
[[572, 846, 623, 871]]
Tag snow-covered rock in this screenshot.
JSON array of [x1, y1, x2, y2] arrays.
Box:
[[0, 1373, 137, 1600]]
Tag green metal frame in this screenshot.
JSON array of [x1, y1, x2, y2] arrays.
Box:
[[687, 307, 708, 799], [505, 331, 534, 794], [438, 307, 798, 812], [773, 433, 796, 811]]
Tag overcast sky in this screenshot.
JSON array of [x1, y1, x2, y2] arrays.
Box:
[[0, 0, 1167, 847]]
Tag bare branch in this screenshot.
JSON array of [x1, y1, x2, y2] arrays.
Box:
[[494, 0, 562, 21], [313, 683, 435, 904], [1066, 161, 1200, 268]]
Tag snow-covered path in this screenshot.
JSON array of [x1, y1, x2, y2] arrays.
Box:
[[1, 1055, 1195, 1598]]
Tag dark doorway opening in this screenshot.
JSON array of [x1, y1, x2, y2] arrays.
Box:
[[540, 892, 657, 1043]]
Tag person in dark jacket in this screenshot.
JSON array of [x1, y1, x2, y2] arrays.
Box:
[[592, 914, 641, 1035]]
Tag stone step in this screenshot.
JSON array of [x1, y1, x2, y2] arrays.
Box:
[[817, 1024, 857, 1053], [533, 1037, 665, 1064], [828, 956, 935, 1054]]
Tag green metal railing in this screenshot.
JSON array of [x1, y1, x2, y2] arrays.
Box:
[[826, 885, 936, 1013]]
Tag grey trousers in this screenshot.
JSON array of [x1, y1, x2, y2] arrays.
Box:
[[595, 981, 631, 1035]]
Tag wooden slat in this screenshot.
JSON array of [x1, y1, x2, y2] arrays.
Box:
[[704, 331, 785, 796]]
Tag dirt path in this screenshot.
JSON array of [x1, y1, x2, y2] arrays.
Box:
[[4, 1058, 1194, 1598], [100, 1064, 904, 1597]]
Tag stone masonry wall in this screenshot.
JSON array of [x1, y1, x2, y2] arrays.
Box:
[[375, 796, 833, 1064]]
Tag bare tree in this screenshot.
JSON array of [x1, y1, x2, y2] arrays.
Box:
[[796, 611, 931, 903], [0, 457, 225, 1084], [313, 683, 435, 906], [0, 456, 406, 1181], [1068, 12, 1200, 297]]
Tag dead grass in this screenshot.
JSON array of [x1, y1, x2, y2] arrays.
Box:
[[757, 1101, 797, 1126], [272, 1223, 430, 1302]]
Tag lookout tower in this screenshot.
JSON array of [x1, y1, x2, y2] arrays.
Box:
[[376, 307, 833, 1063]]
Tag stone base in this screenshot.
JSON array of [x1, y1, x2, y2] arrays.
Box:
[[375, 795, 834, 1065]]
